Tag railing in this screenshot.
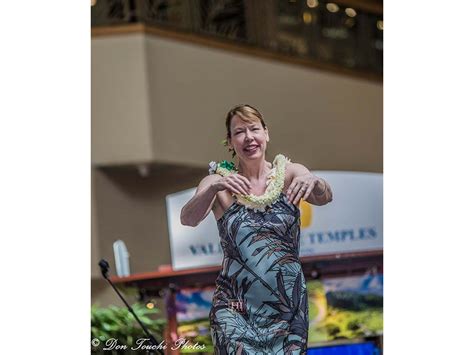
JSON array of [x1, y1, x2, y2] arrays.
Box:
[[92, 0, 383, 77]]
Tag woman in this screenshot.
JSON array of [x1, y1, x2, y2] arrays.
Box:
[[180, 104, 332, 354]]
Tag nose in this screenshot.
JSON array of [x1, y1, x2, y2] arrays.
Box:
[[244, 128, 253, 141]]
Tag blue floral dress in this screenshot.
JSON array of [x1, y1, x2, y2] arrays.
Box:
[[209, 190, 309, 354]]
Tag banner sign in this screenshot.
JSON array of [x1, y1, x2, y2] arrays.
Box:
[[166, 171, 382, 270]]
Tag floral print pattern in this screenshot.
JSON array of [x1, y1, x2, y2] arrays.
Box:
[[210, 192, 308, 354]]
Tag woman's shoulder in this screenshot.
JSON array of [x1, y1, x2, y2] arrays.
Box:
[[275, 155, 311, 182], [285, 161, 306, 171], [272, 154, 291, 167], [285, 161, 312, 180]]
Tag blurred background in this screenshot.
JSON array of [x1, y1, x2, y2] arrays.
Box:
[[91, 0, 382, 353]]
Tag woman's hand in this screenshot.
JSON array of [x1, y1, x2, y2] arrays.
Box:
[[211, 173, 252, 196], [286, 173, 320, 205]]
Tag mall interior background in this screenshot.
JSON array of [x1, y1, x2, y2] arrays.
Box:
[[91, 0, 382, 351]]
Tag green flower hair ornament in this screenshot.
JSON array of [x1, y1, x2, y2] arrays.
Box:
[[208, 154, 291, 212]]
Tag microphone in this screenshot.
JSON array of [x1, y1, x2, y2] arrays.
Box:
[[99, 259, 109, 278], [97, 259, 163, 354]]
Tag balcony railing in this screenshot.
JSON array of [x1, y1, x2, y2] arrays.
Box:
[[92, 0, 383, 77]]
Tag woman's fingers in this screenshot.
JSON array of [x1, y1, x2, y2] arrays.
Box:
[[236, 174, 252, 190], [223, 182, 242, 195], [229, 175, 250, 194], [292, 180, 314, 204], [227, 179, 248, 195], [292, 185, 306, 205], [232, 175, 251, 193], [288, 179, 304, 202], [302, 181, 315, 201], [286, 181, 297, 201]]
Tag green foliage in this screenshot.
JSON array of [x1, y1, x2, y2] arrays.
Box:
[[326, 291, 383, 311], [91, 303, 166, 354], [177, 319, 214, 353], [347, 320, 361, 331], [326, 323, 341, 337]]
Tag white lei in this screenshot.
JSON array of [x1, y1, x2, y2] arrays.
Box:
[[208, 154, 290, 212]]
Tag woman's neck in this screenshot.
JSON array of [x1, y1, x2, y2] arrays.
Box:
[[237, 158, 272, 180]]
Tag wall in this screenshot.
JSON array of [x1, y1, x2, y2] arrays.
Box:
[[92, 166, 205, 275], [92, 34, 154, 165], [92, 32, 382, 172], [144, 34, 383, 172]]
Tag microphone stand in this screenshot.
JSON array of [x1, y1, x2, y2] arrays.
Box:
[[98, 259, 164, 355]]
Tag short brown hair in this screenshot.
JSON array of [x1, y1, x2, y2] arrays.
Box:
[[225, 104, 267, 139]]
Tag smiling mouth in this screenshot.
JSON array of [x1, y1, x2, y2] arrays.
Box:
[[244, 145, 259, 153]]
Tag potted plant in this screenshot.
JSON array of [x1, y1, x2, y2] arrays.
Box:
[[91, 303, 166, 354]]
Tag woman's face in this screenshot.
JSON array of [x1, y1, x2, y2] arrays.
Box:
[[228, 115, 269, 160]]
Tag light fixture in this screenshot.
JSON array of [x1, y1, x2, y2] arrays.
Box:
[[345, 8, 357, 17], [345, 18, 355, 27], [326, 3, 339, 13], [307, 0, 319, 8], [377, 20, 383, 31], [303, 11, 313, 24]]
